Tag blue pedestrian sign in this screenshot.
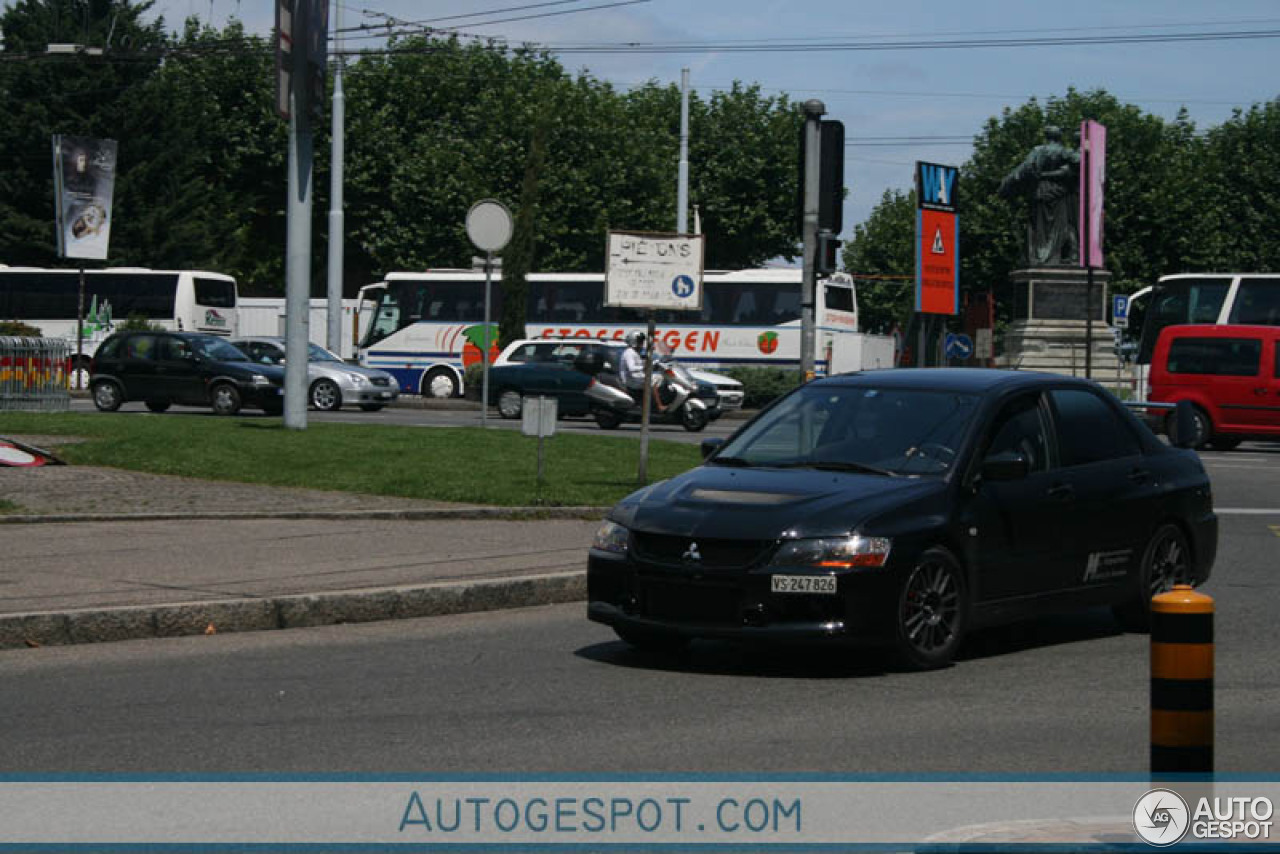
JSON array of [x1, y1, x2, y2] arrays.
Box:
[[944, 332, 974, 361], [1112, 294, 1129, 328], [671, 274, 695, 299]]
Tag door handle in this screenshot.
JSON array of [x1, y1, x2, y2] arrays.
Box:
[[1255, 388, 1269, 396], [1128, 468, 1150, 484], [1047, 483, 1074, 500]]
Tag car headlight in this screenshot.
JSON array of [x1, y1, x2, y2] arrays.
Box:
[[250, 373, 272, 386], [592, 520, 630, 555], [769, 535, 891, 569], [346, 372, 370, 385]]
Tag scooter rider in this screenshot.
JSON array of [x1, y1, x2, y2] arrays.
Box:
[[619, 331, 666, 412]]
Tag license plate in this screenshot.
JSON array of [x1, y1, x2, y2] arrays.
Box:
[[770, 575, 836, 595]]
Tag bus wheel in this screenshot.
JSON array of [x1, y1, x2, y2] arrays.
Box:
[[71, 357, 92, 392], [92, 380, 123, 412], [210, 383, 242, 416], [423, 368, 458, 399]]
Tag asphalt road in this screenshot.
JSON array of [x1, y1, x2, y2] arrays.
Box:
[[1, 444, 1276, 773]]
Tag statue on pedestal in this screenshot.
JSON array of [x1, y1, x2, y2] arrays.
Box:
[[998, 126, 1080, 267]]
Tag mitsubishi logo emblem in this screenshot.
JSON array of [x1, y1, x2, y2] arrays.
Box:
[[682, 542, 702, 564]]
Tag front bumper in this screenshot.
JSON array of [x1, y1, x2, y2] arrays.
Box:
[[587, 552, 898, 645]]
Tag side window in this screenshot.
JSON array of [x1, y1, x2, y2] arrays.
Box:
[[1228, 280, 1280, 326], [1167, 337, 1261, 377], [983, 394, 1050, 474], [97, 336, 122, 359], [1050, 389, 1141, 466], [124, 335, 157, 361], [158, 336, 192, 360]]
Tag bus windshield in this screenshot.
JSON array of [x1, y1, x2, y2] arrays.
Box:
[[1137, 277, 1232, 363]]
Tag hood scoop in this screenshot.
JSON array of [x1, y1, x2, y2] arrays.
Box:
[[686, 488, 807, 505]]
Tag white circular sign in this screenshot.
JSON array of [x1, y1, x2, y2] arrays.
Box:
[[465, 199, 514, 252], [1133, 788, 1190, 847]]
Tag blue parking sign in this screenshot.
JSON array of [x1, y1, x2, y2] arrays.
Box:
[[1113, 294, 1129, 328]]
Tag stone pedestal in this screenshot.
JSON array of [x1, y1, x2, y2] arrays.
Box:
[[998, 267, 1123, 382]]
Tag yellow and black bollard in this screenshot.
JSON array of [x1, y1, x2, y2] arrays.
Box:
[[1151, 584, 1214, 773]]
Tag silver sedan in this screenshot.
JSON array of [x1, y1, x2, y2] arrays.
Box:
[[232, 336, 400, 411]]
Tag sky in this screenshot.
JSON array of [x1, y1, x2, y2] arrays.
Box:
[[42, 0, 1280, 234]]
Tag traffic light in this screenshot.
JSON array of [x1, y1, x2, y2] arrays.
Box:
[[818, 120, 844, 234], [816, 231, 842, 274]]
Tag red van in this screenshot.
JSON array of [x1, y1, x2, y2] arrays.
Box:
[[1149, 324, 1280, 449]]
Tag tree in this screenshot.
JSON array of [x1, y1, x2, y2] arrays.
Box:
[[842, 189, 915, 332], [0, 0, 167, 265]]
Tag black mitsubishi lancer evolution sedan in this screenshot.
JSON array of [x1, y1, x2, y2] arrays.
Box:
[[587, 369, 1216, 669]]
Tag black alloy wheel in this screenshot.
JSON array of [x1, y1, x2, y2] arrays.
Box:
[[893, 547, 967, 670]]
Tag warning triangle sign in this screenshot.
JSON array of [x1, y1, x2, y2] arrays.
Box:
[[931, 228, 946, 255]]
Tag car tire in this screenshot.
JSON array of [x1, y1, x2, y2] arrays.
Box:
[[615, 627, 689, 654], [1208, 437, 1240, 451], [210, 383, 242, 416], [423, 368, 459, 399], [1168, 407, 1212, 450], [594, 411, 622, 430], [1113, 522, 1190, 632], [310, 379, 342, 411], [892, 546, 967, 671], [497, 388, 523, 420], [145, 399, 171, 413], [681, 405, 709, 432], [358, 403, 384, 412], [92, 379, 123, 412]]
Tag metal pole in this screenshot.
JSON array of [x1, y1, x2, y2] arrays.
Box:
[[326, 0, 345, 356], [1084, 140, 1094, 380], [284, 54, 313, 429], [677, 68, 690, 234], [481, 251, 493, 428], [800, 100, 825, 382], [637, 314, 656, 485], [75, 266, 84, 390]]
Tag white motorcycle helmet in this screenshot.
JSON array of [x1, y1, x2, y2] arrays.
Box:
[[625, 331, 645, 350]]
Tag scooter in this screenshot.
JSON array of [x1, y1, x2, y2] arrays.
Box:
[[582, 348, 714, 432]]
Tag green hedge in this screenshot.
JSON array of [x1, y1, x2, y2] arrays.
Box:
[[723, 367, 802, 410]]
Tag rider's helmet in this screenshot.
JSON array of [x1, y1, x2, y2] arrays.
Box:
[[625, 331, 645, 350]]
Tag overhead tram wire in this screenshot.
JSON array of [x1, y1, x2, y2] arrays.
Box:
[[334, 0, 592, 34], [335, 0, 652, 44]]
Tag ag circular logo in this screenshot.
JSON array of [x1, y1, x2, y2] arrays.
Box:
[[1134, 788, 1190, 846]]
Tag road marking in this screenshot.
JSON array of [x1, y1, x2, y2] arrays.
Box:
[[1217, 508, 1280, 515], [1203, 463, 1278, 470]]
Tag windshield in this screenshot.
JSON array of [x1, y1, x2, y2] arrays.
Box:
[[712, 384, 979, 476], [307, 342, 342, 362], [193, 337, 249, 362], [1137, 277, 1231, 363]]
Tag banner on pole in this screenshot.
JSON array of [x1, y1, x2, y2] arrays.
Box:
[[52, 135, 118, 261], [1079, 120, 1107, 269], [914, 162, 959, 316]]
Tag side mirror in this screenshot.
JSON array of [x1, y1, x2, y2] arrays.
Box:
[[700, 438, 724, 460], [1170, 400, 1197, 449], [979, 451, 1029, 483]]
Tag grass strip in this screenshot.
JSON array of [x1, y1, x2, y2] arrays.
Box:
[[0, 413, 702, 507]]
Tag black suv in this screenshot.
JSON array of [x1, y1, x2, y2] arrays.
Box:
[[90, 331, 285, 416]]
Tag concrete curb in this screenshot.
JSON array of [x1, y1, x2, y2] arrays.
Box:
[[0, 570, 587, 650], [0, 506, 610, 525]]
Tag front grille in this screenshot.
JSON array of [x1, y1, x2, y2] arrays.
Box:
[[631, 533, 775, 569], [643, 580, 740, 624], [370, 377, 391, 387]]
